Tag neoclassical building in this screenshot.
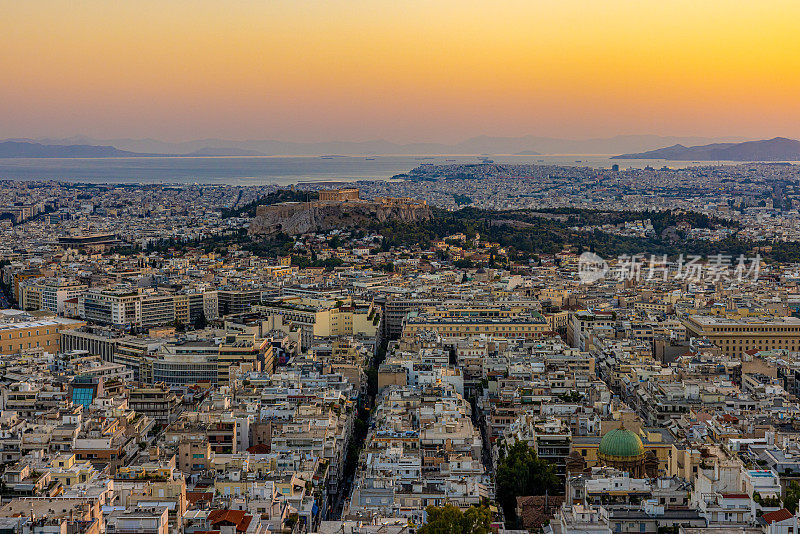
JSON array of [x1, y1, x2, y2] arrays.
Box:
[[597, 426, 648, 477], [567, 425, 661, 478]]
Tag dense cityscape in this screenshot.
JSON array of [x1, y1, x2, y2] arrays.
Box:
[[5, 0, 800, 533], [0, 161, 799, 534]]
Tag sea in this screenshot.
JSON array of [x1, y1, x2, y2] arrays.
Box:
[[0, 154, 744, 185]]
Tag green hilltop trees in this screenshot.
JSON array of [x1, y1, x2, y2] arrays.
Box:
[[418, 503, 493, 534], [495, 441, 562, 526]]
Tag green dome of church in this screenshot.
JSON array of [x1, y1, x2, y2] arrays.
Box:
[[598, 427, 644, 459]]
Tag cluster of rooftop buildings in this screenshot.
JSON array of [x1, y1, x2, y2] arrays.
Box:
[[1, 177, 800, 534]]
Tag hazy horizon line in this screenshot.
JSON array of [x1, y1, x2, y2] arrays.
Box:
[[0, 132, 765, 145]]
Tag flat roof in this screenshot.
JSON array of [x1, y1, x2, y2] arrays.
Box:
[[0, 318, 84, 330], [687, 315, 800, 326]]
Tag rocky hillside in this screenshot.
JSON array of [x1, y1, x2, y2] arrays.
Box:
[[249, 198, 432, 235]]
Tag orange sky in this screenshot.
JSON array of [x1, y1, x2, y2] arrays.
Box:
[[3, 0, 800, 142]]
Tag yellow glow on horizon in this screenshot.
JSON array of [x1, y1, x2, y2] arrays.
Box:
[[2, 0, 800, 141]]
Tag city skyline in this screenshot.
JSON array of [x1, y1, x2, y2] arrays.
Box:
[[6, 2, 800, 533], [3, 0, 800, 143]]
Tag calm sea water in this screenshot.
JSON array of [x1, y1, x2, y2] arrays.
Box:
[[0, 154, 735, 185]]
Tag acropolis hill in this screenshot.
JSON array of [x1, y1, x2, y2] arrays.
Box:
[[248, 188, 432, 235]]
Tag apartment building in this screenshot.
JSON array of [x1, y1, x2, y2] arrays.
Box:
[[144, 333, 273, 387], [217, 288, 264, 316], [148, 342, 220, 386], [129, 383, 181, 424], [174, 290, 219, 324], [140, 293, 176, 329], [254, 295, 378, 349], [382, 297, 437, 339], [79, 287, 217, 330], [114, 337, 166, 381], [21, 278, 87, 314], [106, 508, 169, 534], [568, 310, 616, 350], [217, 333, 274, 383], [79, 288, 142, 327], [402, 305, 549, 340], [11, 268, 43, 303]]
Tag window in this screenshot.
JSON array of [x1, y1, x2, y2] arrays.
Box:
[[72, 388, 95, 408]]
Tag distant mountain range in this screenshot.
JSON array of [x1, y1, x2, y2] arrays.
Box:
[[0, 135, 756, 157], [182, 146, 266, 157], [0, 141, 148, 158], [613, 137, 800, 161], [0, 140, 269, 158]]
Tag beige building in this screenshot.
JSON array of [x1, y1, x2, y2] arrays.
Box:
[[217, 332, 274, 383], [20, 278, 87, 314], [402, 305, 549, 340], [682, 314, 800, 357], [254, 296, 378, 348], [0, 317, 86, 355], [570, 425, 675, 477]]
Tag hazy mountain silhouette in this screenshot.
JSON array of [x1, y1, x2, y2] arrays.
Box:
[[184, 146, 266, 156], [613, 137, 800, 161], [0, 141, 147, 158], [2, 134, 752, 156], [0, 140, 263, 158]]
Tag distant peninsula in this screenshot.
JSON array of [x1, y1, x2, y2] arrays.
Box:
[[612, 137, 800, 161], [0, 141, 150, 158], [0, 140, 264, 158]]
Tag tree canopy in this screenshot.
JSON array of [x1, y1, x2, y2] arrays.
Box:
[[785, 481, 800, 513], [417, 503, 493, 534], [495, 441, 562, 526]]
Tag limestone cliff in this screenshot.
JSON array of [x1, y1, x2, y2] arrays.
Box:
[[248, 198, 432, 235]]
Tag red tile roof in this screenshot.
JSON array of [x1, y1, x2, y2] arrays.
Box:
[[187, 491, 214, 505], [516, 495, 566, 530], [762, 509, 794, 524], [207, 510, 253, 532]]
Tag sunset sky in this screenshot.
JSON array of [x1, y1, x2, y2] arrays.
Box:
[[3, 0, 800, 143]]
